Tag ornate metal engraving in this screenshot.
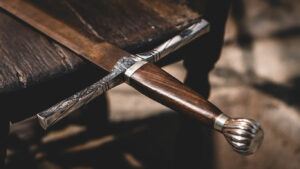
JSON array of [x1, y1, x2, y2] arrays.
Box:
[[137, 19, 210, 62], [37, 68, 124, 129]]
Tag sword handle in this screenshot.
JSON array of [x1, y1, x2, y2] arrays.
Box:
[[125, 61, 263, 155]]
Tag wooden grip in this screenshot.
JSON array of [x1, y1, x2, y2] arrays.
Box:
[[127, 62, 223, 127]]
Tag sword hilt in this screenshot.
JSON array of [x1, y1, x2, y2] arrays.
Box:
[[126, 61, 263, 155]]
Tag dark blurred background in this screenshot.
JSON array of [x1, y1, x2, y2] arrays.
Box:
[[6, 0, 300, 169]]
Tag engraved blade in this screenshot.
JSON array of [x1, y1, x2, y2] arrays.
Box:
[[0, 0, 130, 71]]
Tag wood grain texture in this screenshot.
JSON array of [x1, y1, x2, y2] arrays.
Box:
[[128, 62, 222, 127], [0, 0, 202, 120], [23, 0, 200, 52], [0, 11, 84, 92]]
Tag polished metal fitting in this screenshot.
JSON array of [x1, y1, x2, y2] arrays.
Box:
[[214, 114, 264, 155], [214, 114, 229, 132], [125, 60, 148, 78]]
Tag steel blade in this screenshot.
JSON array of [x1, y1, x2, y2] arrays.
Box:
[[0, 0, 130, 71]]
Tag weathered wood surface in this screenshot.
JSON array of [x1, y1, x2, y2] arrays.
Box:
[[0, 0, 202, 120]]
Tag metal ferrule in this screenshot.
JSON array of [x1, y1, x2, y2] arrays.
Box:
[[124, 60, 148, 78], [214, 114, 229, 132]]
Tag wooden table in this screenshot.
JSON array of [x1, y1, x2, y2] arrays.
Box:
[[0, 0, 231, 168]]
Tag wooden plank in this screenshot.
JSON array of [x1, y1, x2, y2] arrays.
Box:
[[24, 0, 200, 51], [0, 11, 84, 92], [0, 10, 105, 121]]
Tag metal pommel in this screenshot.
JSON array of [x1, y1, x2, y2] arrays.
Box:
[[214, 114, 264, 155]]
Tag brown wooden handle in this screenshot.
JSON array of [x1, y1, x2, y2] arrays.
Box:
[[126, 61, 264, 155], [126, 62, 223, 128]]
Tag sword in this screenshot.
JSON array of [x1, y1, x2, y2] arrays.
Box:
[[0, 0, 263, 155]]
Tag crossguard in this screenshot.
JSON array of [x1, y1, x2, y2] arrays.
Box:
[[214, 114, 264, 155]]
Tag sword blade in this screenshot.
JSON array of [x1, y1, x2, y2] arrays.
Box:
[[0, 0, 129, 71]]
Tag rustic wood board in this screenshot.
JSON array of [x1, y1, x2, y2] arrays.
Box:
[[0, 0, 202, 120], [23, 0, 200, 51]]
